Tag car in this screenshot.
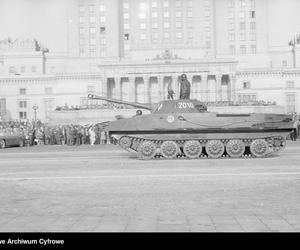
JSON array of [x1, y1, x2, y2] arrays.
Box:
[[0, 134, 24, 149]]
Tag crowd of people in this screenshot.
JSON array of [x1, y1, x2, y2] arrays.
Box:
[[0, 116, 299, 147], [0, 120, 113, 146]]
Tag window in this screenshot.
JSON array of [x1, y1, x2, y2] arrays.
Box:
[[139, 13, 146, 19], [164, 12, 169, 18], [87, 85, 96, 93], [286, 94, 296, 113], [229, 22, 235, 30], [124, 44, 130, 50], [152, 12, 158, 18], [32, 66, 37, 73], [188, 0, 193, 7], [100, 16, 106, 23], [19, 112, 27, 120], [90, 27, 96, 34], [79, 28, 85, 34], [240, 33, 246, 41], [90, 47, 96, 57], [140, 23, 146, 29], [187, 11, 193, 18], [239, 22, 246, 30], [100, 26, 106, 33], [164, 32, 170, 39], [282, 60, 287, 67], [100, 38, 106, 45], [79, 5, 85, 12], [100, 50, 106, 57], [140, 34, 147, 40], [152, 32, 158, 39], [45, 87, 53, 95], [229, 45, 236, 55], [90, 38, 96, 45], [240, 45, 246, 54], [152, 1, 157, 8], [205, 41, 211, 49], [250, 33, 256, 41], [20, 66, 25, 73], [79, 39, 84, 45], [124, 23, 130, 29], [250, 22, 256, 30], [79, 17, 85, 23], [239, 0, 246, 7], [176, 21, 182, 28], [175, 1, 181, 7], [123, 3, 129, 9], [229, 33, 235, 41], [152, 22, 158, 29], [239, 11, 245, 19], [163, 1, 169, 7], [250, 45, 256, 54], [9, 66, 15, 74], [19, 100, 27, 108], [99, 5, 106, 12], [89, 5, 95, 12], [89, 16, 95, 23], [243, 81, 251, 89], [176, 32, 183, 39], [164, 22, 170, 28], [250, 0, 256, 8], [124, 13, 129, 19], [286, 81, 295, 89], [228, 11, 234, 19], [175, 11, 182, 18], [204, 11, 210, 17]]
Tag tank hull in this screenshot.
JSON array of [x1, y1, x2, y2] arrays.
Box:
[[106, 112, 293, 159]]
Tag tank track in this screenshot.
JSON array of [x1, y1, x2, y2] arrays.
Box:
[[116, 135, 286, 160]]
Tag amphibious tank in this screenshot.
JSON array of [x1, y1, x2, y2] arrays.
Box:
[[88, 93, 294, 160]]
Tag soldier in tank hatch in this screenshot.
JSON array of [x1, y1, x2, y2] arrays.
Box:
[[179, 74, 191, 99]]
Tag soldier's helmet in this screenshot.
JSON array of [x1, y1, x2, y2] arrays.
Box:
[[181, 74, 187, 80]]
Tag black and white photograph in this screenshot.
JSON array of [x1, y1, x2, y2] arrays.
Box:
[[0, 0, 300, 238]]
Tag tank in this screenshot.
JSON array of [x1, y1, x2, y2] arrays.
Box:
[[87, 93, 294, 160]]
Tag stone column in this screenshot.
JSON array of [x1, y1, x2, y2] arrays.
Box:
[[114, 76, 121, 99], [215, 74, 222, 102], [229, 74, 237, 103], [101, 77, 108, 97], [186, 74, 194, 99], [171, 75, 178, 99], [128, 76, 136, 102], [157, 75, 164, 101], [201, 73, 208, 102], [144, 75, 150, 104]]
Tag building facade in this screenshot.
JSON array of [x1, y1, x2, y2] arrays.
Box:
[[0, 0, 300, 122]]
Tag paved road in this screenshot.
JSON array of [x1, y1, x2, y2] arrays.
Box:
[[0, 142, 300, 232]]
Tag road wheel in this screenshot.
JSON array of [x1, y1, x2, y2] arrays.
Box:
[[0, 139, 6, 149], [250, 139, 269, 157], [183, 140, 202, 159], [226, 140, 245, 158], [119, 136, 132, 150], [206, 140, 224, 158], [160, 141, 179, 159], [137, 141, 157, 160]]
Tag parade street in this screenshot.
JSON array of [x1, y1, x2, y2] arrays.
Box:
[[0, 142, 300, 232]]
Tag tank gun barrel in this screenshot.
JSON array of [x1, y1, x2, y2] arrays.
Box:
[[87, 94, 153, 111]]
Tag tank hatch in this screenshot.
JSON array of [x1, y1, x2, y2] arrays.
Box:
[[152, 99, 207, 114]]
